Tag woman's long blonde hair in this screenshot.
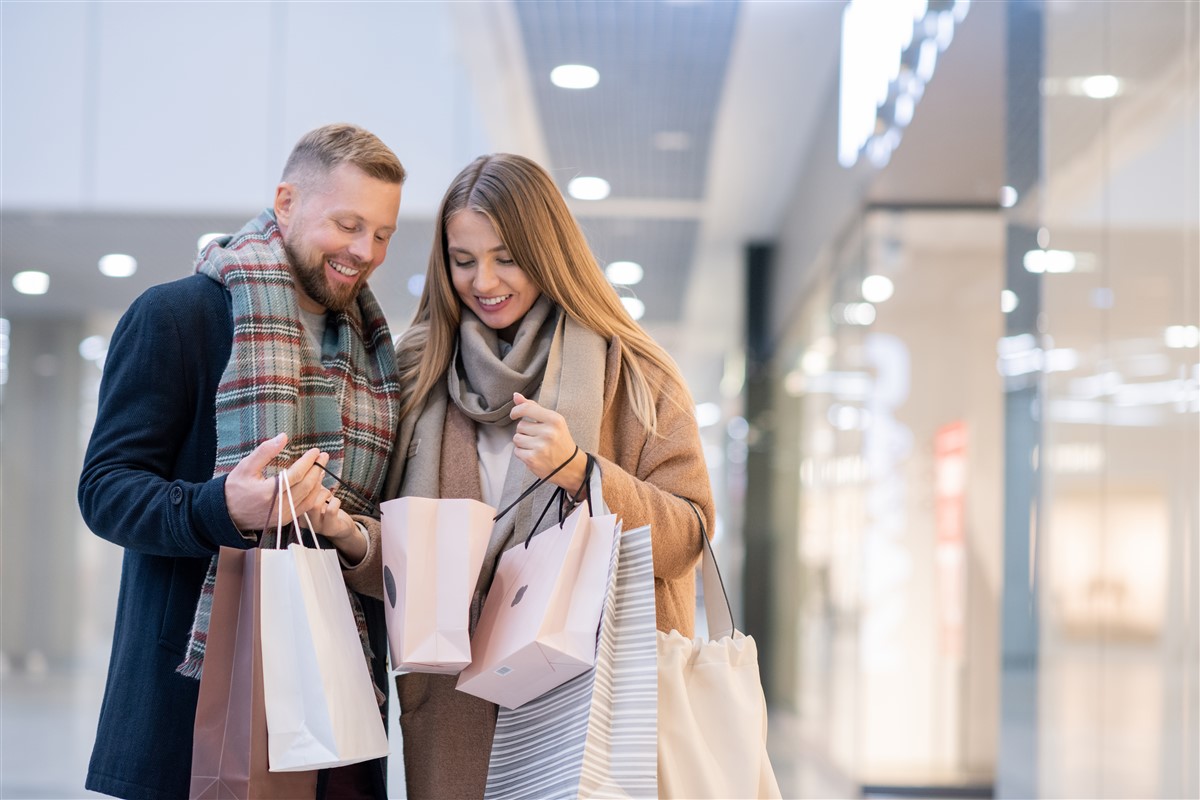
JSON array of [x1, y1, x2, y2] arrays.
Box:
[[397, 153, 690, 435]]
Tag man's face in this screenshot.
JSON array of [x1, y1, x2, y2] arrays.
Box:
[[275, 163, 402, 313]]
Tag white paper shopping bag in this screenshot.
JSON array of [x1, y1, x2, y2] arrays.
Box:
[[379, 496, 494, 673], [259, 473, 390, 772], [457, 458, 617, 709]]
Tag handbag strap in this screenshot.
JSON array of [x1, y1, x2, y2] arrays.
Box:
[[276, 471, 322, 550], [675, 495, 736, 641]]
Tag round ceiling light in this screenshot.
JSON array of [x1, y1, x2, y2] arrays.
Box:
[[12, 270, 49, 295], [99, 253, 137, 278], [568, 176, 611, 201], [605, 261, 644, 286], [550, 64, 600, 89]]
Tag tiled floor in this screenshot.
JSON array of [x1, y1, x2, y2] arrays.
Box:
[[0, 658, 858, 799]]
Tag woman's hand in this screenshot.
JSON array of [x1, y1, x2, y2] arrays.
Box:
[[295, 481, 369, 566], [511, 392, 587, 494]]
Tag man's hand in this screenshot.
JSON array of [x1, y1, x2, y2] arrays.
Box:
[[224, 433, 330, 532]]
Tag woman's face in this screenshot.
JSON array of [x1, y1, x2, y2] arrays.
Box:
[[447, 209, 541, 341]]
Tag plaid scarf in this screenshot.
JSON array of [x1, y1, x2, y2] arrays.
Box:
[[177, 209, 400, 683]]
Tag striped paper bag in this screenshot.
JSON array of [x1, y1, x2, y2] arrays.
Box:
[[483, 524, 657, 800]]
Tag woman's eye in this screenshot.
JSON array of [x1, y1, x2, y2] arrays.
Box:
[[454, 260, 475, 268], [498, 258, 515, 266]]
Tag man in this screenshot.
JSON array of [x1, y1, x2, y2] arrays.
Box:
[[78, 123, 405, 800]]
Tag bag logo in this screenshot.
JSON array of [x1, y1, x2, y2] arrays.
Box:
[[384, 566, 397, 608], [494, 665, 513, 677], [511, 585, 528, 607]]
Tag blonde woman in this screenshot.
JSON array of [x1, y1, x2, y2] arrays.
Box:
[[317, 153, 714, 797]]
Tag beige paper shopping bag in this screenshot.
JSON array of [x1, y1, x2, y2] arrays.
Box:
[[456, 471, 618, 710], [379, 496, 494, 673]]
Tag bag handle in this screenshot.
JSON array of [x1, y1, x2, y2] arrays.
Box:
[[491, 447, 604, 548], [675, 495, 736, 641], [276, 471, 322, 550], [313, 461, 379, 516]]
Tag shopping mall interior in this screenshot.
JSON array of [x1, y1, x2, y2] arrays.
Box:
[[1, 1, 1197, 798]]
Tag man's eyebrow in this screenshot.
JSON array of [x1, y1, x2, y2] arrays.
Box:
[[332, 211, 395, 233]]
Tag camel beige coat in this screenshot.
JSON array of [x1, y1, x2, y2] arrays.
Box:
[[343, 337, 714, 798]]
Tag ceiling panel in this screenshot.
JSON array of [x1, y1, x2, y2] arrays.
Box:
[[516, 0, 740, 201]]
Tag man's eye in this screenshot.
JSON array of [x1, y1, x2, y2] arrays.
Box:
[[337, 222, 357, 232]]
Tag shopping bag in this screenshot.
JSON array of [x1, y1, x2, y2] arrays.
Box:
[[484, 524, 658, 799], [456, 457, 618, 710], [378, 496, 494, 673], [657, 500, 781, 799], [189, 545, 317, 799], [259, 473, 390, 772]]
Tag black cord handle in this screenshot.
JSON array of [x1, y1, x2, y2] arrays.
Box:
[[491, 445, 580, 523], [313, 460, 380, 515]]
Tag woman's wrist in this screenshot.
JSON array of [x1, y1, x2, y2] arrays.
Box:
[[551, 447, 588, 496], [329, 512, 368, 565]]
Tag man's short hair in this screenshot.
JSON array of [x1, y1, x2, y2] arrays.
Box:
[[281, 123, 406, 186]]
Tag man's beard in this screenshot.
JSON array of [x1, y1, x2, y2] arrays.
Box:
[[283, 238, 365, 313]]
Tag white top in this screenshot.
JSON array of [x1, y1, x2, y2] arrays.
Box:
[[476, 420, 516, 509]]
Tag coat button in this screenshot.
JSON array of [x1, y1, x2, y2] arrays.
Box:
[[170, 485, 184, 505]]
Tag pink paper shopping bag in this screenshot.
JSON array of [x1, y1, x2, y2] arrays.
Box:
[[457, 458, 618, 709], [379, 496, 494, 673]]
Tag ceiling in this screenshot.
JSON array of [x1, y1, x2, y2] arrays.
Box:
[[0, 0, 1013, 406]]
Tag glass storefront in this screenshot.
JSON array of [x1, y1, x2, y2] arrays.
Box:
[[1036, 2, 1199, 797], [771, 210, 1005, 791], [762, 3, 1198, 797]]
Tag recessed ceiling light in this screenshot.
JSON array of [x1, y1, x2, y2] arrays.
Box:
[[568, 176, 610, 201], [621, 297, 645, 320], [653, 131, 691, 151], [1079, 74, 1120, 99], [79, 335, 108, 362], [550, 64, 600, 89], [861, 275, 894, 303], [1001, 289, 1019, 313], [1023, 249, 1076, 274], [605, 261, 644, 285], [98, 253, 137, 278], [12, 270, 49, 295], [197, 233, 224, 252], [999, 185, 1018, 208]]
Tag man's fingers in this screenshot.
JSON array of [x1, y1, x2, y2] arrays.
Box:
[[235, 433, 289, 477]]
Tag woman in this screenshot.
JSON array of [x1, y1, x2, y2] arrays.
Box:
[[318, 153, 714, 798]]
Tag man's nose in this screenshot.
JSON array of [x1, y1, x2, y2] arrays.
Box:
[[348, 233, 374, 264]]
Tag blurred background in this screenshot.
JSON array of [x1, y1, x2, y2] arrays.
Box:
[[1, 1, 1197, 798]]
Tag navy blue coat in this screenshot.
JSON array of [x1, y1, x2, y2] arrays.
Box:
[[79, 274, 388, 800]]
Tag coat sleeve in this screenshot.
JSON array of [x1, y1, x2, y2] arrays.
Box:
[[593, 379, 715, 583], [77, 284, 247, 557], [342, 515, 384, 600]]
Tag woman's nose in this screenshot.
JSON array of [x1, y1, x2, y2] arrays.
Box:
[[473, 261, 500, 292]]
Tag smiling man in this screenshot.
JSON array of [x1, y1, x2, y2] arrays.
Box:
[[78, 124, 405, 800]]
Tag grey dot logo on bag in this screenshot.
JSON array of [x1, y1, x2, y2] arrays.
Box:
[[384, 566, 397, 608], [495, 666, 513, 677], [511, 585, 528, 607]]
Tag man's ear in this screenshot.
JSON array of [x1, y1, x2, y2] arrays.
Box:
[[274, 182, 297, 229]]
